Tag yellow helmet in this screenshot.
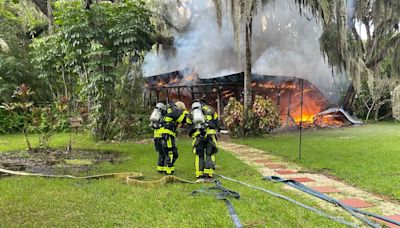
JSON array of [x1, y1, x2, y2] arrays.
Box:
[[175, 101, 186, 110]]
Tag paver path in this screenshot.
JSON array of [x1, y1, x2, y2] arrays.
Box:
[[219, 141, 400, 227]]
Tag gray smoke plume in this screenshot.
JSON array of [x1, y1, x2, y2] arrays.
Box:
[[143, 0, 241, 77], [143, 0, 349, 104]]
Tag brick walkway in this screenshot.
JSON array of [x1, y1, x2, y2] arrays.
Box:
[[219, 141, 400, 227]]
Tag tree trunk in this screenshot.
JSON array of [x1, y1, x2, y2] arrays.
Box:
[[373, 103, 382, 122], [47, 0, 53, 32], [61, 65, 68, 97], [23, 114, 32, 150], [343, 84, 356, 115], [364, 100, 375, 123], [31, 0, 48, 16], [242, 17, 253, 137], [244, 19, 253, 112]]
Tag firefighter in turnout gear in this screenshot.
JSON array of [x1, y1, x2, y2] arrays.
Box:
[[150, 101, 188, 175], [150, 102, 167, 173], [187, 101, 219, 181]]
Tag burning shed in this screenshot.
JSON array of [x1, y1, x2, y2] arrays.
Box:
[[144, 71, 359, 128]]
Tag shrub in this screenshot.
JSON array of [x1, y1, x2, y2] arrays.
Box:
[[30, 97, 70, 149], [249, 95, 281, 134], [1, 84, 70, 149], [109, 112, 152, 141], [223, 97, 245, 137], [0, 109, 24, 134], [223, 96, 281, 137]]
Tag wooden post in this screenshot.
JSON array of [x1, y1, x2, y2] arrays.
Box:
[[217, 86, 222, 118], [277, 85, 281, 106], [166, 88, 169, 104], [299, 79, 304, 161], [286, 87, 293, 127], [191, 86, 195, 100], [156, 89, 160, 103], [235, 87, 240, 100], [177, 88, 182, 101], [149, 89, 153, 107]]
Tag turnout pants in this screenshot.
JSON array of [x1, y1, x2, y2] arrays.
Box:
[[193, 134, 218, 178], [154, 134, 178, 175]]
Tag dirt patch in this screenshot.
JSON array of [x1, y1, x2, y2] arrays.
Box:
[[0, 148, 123, 176]]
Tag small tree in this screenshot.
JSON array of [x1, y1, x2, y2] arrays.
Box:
[[30, 0, 157, 141], [31, 96, 70, 149]]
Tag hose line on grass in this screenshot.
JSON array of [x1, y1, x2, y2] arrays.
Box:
[[215, 174, 358, 228], [1, 167, 245, 227], [0, 167, 196, 187], [265, 176, 400, 228], [0, 167, 357, 227], [192, 180, 243, 228]]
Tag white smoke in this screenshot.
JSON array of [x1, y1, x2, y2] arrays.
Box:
[[143, 0, 241, 77], [142, 0, 349, 104]]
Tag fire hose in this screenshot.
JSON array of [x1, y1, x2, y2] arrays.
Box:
[[0, 167, 195, 187], [264, 176, 400, 228], [0, 167, 359, 227], [192, 180, 243, 228], [215, 174, 358, 227]]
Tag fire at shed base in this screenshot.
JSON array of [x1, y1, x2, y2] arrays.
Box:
[[144, 71, 362, 129]]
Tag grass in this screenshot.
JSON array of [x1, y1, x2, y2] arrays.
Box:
[[0, 133, 351, 227], [234, 122, 400, 201], [64, 159, 93, 166]]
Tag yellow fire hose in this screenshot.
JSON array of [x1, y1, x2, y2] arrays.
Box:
[[0, 167, 196, 187], [1, 168, 359, 227]]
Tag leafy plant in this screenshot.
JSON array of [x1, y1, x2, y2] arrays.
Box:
[[0, 0, 49, 103], [31, 96, 70, 148], [0, 108, 23, 134], [250, 95, 281, 133], [223, 97, 245, 137], [1, 84, 35, 149], [223, 96, 280, 137], [1, 84, 70, 149], [30, 0, 157, 141]]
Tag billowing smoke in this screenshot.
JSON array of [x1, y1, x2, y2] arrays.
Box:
[[143, 0, 241, 77], [143, 0, 349, 104]]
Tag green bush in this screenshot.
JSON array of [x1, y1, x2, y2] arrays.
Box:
[[112, 112, 153, 141], [222, 97, 244, 137], [0, 109, 24, 134], [30, 98, 70, 148], [1, 85, 70, 150], [223, 96, 281, 137], [249, 95, 281, 134]]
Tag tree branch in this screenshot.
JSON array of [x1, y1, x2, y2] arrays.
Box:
[[31, 0, 48, 16], [366, 33, 400, 68], [351, 26, 365, 54]]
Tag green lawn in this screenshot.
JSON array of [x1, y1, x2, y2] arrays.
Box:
[[235, 122, 400, 201], [0, 133, 350, 227]]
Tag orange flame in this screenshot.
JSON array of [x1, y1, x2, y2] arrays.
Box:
[[150, 76, 345, 128]]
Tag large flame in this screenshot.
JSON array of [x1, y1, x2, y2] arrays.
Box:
[[148, 75, 345, 128]]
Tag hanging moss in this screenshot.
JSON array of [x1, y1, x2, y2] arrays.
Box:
[[392, 40, 400, 79], [392, 84, 400, 120]]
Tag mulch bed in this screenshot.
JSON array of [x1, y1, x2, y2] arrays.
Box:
[[0, 148, 123, 176]]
